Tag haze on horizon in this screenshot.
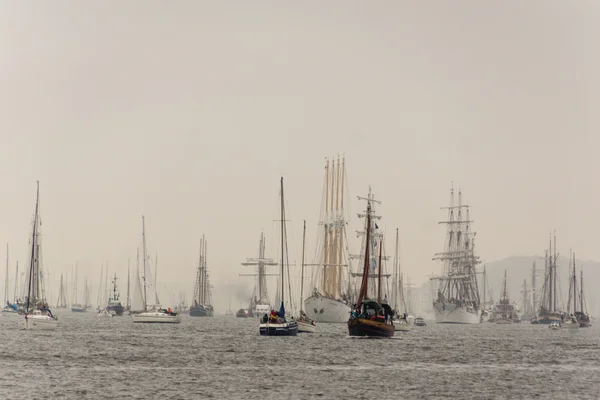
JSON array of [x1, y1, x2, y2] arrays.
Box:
[[0, 1, 597, 312]]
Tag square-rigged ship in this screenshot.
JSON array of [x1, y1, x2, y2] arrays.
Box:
[[431, 186, 481, 324]]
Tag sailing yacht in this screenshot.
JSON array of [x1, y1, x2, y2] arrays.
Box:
[[2, 244, 18, 314], [131, 216, 180, 324], [106, 274, 124, 316], [71, 263, 86, 312], [430, 186, 481, 324], [347, 191, 394, 337], [23, 182, 59, 330], [563, 252, 580, 329], [189, 236, 214, 317], [576, 267, 591, 328], [390, 229, 410, 332], [493, 271, 518, 324], [296, 221, 317, 333], [259, 178, 298, 336], [305, 157, 352, 323]]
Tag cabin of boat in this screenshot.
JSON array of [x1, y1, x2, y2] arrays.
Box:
[[348, 300, 395, 337], [259, 309, 298, 336]]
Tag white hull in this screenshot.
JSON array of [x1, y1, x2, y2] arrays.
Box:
[[562, 321, 579, 330], [304, 295, 350, 323], [433, 302, 480, 324], [132, 311, 181, 324], [297, 320, 318, 333], [1, 309, 18, 315], [23, 315, 59, 330], [394, 320, 411, 331]]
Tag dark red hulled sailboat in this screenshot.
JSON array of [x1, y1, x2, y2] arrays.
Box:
[[348, 194, 394, 337]]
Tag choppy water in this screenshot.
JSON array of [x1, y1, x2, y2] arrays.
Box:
[[1, 311, 599, 399]]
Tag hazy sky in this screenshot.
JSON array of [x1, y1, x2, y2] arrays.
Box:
[[0, 2, 598, 311]]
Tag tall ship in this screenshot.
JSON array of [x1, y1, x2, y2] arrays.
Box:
[[431, 186, 481, 324], [240, 232, 277, 318], [305, 157, 352, 323], [347, 191, 394, 337], [106, 274, 124, 316], [190, 236, 214, 317], [565, 252, 591, 328], [533, 233, 562, 324], [492, 270, 519, 324], [575, 265, 591, 328]]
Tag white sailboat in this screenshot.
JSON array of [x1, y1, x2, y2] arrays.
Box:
[[391, 229, 410, 332], [2, 244, 18, 314], [23, 182, 59, 330], [132, 216, 181, 324], [296, 220, 317, 333], [305, 157, 352, 323], [430, 186, 481, 324]]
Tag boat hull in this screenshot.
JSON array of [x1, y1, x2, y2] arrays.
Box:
[[259, 321, 298, 336], [132, 312, 181, 323], [236, 309, 248, 318], [189, 305, 213, 317], [394, 320, 411, 332], [348, 317, 394, 337], [495, 319, 513, 324], [107, 304, 124, 316], [536, 312, 562, 325], [71, 306, 87, 313], [304, 295, 350, 323], [433, 302, 480, 324], [23, 315, 59, 330], [297, 320, 317, 333]]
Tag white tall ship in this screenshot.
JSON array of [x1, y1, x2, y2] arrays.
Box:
[[23, 182, 59, 330], [240, 232, 277, 317], [305, 157, 352, 323], [430, 186, 481, 324]]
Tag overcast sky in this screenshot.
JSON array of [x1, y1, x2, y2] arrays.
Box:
[[0, 1, 597, 311]]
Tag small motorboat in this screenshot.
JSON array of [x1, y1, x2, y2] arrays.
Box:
[[413, 317, 427, 326], [549, 322, 561, 330], [296, 313, 317, 333], [236, 308, 247, 318]]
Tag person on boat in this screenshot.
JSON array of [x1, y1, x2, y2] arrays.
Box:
[[168, 307, 173, 314]]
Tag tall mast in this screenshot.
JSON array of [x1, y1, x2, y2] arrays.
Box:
[[300, 220, 306, 313], [280, 177, 285, 309], [4, 243, 8, 306], [531, 262, 537, 315], [552, 232, 557, 311], [573, 252, 577, 315], [155, 252, 158, 306], [377, 234, 383, 304], [142, 216, 147, 310], [105, 261, 109, 307], [580, 267, 584, 315], [337, 157, 345, 299], [392, 229, 399, 310], [75, 261, 78, 304], [483, 264, 486, 308], [126, 258, 131, 309], [13, 262, 18, 304], [26, 181, 40, 312], [322, 160, 329, 295], [356, 203, 371, 310]]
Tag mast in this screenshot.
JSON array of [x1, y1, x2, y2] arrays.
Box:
[[126, 258, 131, 309], [392, 229, 399, 310], [532, 262, 537, 315], [356, 202, 371, 310], [142, 216, 147, 310], [572, 252, 577, 315], [280, 177, 285, 311], [105, 261, 109, 307], [300, 220, 306, 314], [337, 157, 345, 300], [74, 262, 78, 305], [4, 244, 8, 306], [377, 234, 383, 304], [155, 252, 158, 306], [26, 181, 40, 312], [553, 232, 557, 312], [13, 262, 18, 304], [322, 160, 329, 295], [580, 268, 584, 315], [483, 264, 486, 308]]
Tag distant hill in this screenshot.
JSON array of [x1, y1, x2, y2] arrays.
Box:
[[481, 255, 599, 316]]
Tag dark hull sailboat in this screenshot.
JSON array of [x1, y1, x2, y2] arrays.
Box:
[[347, 191, 394, 338], [236, 308, 248, 318], [190, 303, 213, 317], [107, 303, 124, 316], [190, 236, 213, 317], [258, 177, 297, 337]]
